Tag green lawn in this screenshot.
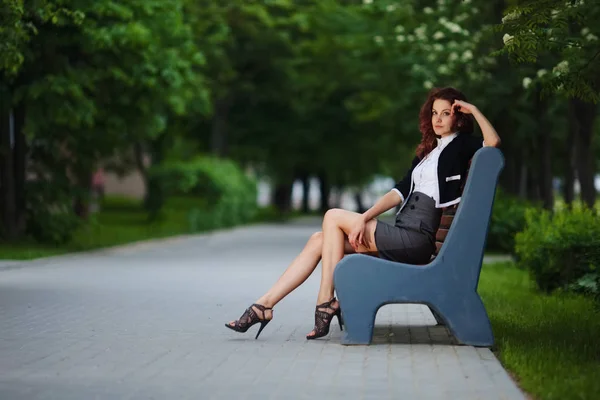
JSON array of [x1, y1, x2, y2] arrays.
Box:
[[0, 196, 308, 261], [0, 196, 229, 260], [480, 262, 600, 400]]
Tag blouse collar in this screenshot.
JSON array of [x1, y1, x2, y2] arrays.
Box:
[[436, 131, 458, 148]]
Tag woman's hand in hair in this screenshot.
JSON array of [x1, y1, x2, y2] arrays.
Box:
[[457, 101, 502, 147], [451, 100, 477, 115]]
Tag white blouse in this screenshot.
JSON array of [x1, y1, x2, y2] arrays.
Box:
[[392, 132, 458, 207]]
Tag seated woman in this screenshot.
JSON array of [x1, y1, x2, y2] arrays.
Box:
[[225, 87, 501, 340]]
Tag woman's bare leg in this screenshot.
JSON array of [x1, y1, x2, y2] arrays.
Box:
[[227, 223, 376, 327], [255, 232, 323, 309], [228, 231, 356, 326], [317, 208, 379, 303], [306, 208, 378, 337]]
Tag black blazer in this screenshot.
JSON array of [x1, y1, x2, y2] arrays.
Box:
[[394, 132, 483, 208]]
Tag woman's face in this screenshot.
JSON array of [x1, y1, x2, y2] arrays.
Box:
[[431, 99, 455, 137]]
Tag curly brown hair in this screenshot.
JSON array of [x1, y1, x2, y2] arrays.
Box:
[[416, 87, 474, 158]]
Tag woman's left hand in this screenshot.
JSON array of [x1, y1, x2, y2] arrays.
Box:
[[451, 100, 478, 115]]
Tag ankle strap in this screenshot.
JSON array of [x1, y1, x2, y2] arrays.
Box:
[[252, 303, 272, 311], [316, 297, 337, 309]]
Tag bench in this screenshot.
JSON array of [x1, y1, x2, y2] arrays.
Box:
[[333, 146, 504, 346]]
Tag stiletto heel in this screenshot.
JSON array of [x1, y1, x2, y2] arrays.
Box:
[[255, 320, 270, 339], [306, 297, 342, 340], [225, 303, 273, 339], [335, 310, 344, 331]]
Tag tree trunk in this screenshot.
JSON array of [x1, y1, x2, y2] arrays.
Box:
[[527, 164, 539, 202], [535, 91, 553, 210], [0, 104, 17, 239], [518, 150, 528, 199], [500, 150, 519, 196], [133, 141, 147, 182], [73, 173, 92, 219], [354, 190, 365, 213], [318, 172, 331, 213], [211, 96, 232, 157], [143, 135, 167, 218], [13, 105, 26, 232], [300, 173, 310, 214], [134, 140, 151, 209], [571, 98, 597, 209], [73, 147, 93, 220], [563, 103, 577, 208], [273, 182, 293, 214], [538, 135, 553, 210]]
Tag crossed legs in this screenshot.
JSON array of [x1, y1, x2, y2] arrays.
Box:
[[227, 208, 380, 336]]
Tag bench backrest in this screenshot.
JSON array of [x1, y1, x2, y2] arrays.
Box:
[[431, 147, 504, 285]]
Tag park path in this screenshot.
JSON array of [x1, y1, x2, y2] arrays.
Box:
[[0, 221, 524, 400]]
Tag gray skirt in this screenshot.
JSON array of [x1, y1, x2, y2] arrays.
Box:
[[374, 192, 442, 264]]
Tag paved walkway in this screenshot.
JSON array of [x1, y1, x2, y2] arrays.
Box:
[[0, 223, 524, 400]]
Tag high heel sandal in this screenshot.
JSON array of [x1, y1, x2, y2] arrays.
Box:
[[225, 303, 273, 339], [306, 297, 343, 340]]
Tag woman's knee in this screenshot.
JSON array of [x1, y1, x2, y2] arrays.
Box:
[[309, 231, 323, 241], [308, 231, 323, 246], [323, 208, 344, 227], [308, 231, 323, 250]]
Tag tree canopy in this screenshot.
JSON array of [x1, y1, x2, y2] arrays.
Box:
[[1, 0, 599, 241]]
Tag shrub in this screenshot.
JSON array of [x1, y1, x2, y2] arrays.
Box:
[[569, 273, 600, 301], [515, 207, 600, 294], [148, 156, 258, 232], [25, 179, 82, 245], [487, 188, 535, 254]]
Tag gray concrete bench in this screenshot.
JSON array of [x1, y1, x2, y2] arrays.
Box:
[[333, 146, 504, 346]]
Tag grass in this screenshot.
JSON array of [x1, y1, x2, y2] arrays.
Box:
[[479, 261, 600, 400], [0, 196, 325, 261], [1, 196, 223, 260]]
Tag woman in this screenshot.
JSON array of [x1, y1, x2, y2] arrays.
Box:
[[225, 87, 501, 340]]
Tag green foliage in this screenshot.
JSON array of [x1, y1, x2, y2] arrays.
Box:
[[0, 0, 84, 77], [569, 272, 600, 300], [515, 207, 600, 295], [24, 179, 81, 245], [2, 0, 595, 242], [3, 0, 211, 237], [496, 0, 600, 102], [487, 188, 537, 254], [148, 157, 258, 231]]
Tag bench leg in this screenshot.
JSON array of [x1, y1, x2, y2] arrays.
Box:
[[338, 300, 379, 345], [429, 307, 446, 326], [434, 292, 494, 347]]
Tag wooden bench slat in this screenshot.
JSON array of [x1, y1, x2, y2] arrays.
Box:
[[436, 228, 448, 242], [439, 214, 454, 229]]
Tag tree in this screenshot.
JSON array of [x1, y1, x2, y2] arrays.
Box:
[[1, 0, 209, 241], [498, 0, 600, 103], [497, 0, 600, 208], [0, 1, 83, 239]]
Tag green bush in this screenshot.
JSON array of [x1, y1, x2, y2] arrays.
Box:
[[515, 207, 600, 295], [487, 188, 535, 254], [25, 180, 82, 244], [569, 273, 600, 301], [148, 156, 258, 232]]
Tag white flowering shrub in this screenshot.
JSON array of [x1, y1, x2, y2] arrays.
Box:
[[497, 0, 600, 101]]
